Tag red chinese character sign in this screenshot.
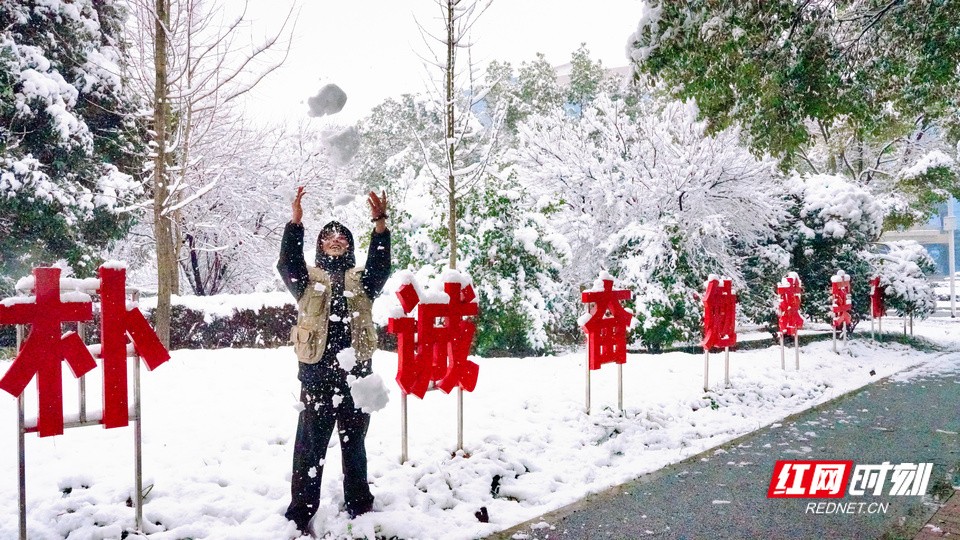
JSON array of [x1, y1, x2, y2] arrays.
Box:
[[0, 265, 170, 436], [703, 275, 737, 350], [830, 270, 851, 352], [870, 276, 885, 338], [831, 270, 852, 329], [579, 272, 633, 412], [99, 266, 170, 427], [777, 273, 804, 337], [580, 273, 633, 370], [0, 267, 97, 437], [388, 271, 479, 399], [777, 272, 803, 370], [702, 275, 737, 390], [387, 269, 479, 460]]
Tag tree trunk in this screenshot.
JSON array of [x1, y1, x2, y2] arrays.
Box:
[[153, 0, 173, 346], [446, 0, 457, 270]]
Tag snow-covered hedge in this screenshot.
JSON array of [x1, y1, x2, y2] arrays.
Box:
[[138, 293, 297, 350]]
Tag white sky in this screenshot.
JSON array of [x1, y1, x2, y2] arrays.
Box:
[[241, 0, 643, 124]]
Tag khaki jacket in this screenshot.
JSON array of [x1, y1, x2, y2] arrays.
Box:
[[289, 266, 377, 364]]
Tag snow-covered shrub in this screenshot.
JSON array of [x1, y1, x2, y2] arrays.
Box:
[[458, 185, 573, 354], [736, 241, 791, 336], [783, 174, 884, 324], [380, 174, 572, 356], [605, 223, 703, 352], [872, 241, 937, 319], [142, 295, 298, 350]]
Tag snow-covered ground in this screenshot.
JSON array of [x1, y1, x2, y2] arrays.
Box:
[[1, 318, 959, 540]]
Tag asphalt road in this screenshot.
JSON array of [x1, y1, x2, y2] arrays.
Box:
[[492, 354, 960, 540]]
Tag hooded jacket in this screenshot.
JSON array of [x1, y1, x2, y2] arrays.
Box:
[[277, 221, 391, 367]]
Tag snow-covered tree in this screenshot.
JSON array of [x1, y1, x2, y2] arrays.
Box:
[[111, 119, 362, 296], [781, 173, 884, 325], [515, 81, 784, 350], [413, 0, 504, 269], [0, 0, 145, 291], [872, 240, 937, 320], [123, 0, 292, 343], [628, 0, 960, 230]]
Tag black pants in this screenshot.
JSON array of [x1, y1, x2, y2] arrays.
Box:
[[284, 365, 374, 529]]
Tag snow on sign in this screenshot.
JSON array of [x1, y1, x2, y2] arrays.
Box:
[[387, 272, 479, 398], [0, 266, 170, 436]]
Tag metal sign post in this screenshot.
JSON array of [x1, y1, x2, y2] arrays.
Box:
[[703, 350, 710, 391], [457, 387, 464, 453], [724, 347, 730, 387], [12, 283, 153, 539], [585, 361, 591, 414], [780, 334, 785, 370], [400, 393, 408, 463], [795, 334, 800, 370], [16, 325, 25, 540], [617, 364, 623, 411]]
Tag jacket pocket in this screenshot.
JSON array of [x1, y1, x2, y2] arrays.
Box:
[[290, 325, 320, 363]]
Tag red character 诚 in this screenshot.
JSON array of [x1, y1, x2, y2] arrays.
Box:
[[388, 273, 479, 398]]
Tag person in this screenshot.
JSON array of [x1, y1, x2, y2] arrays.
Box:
[[277, 186, 391, 535]]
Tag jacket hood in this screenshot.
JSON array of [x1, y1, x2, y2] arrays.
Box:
[[315, 220, 356, 270]]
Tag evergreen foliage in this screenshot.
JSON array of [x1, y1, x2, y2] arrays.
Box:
[[629, 0, 960, 227], [0, 1, 144, 291]]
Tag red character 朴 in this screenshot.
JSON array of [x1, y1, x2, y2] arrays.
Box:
[[0, 267, 97, 437]]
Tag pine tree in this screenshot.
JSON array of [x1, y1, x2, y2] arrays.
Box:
[[0, 1, 145, 291]]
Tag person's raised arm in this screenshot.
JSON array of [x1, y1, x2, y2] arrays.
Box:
[[362, 190, 391, 298], [277, 186, 309, 300]]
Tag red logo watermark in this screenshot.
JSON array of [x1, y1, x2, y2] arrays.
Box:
[[768, 461, 932, 498], [768, 460, 853, 498]]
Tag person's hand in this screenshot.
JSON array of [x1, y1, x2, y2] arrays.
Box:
[[292, 186, 305, 224], [368, 190, 388, 233]]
